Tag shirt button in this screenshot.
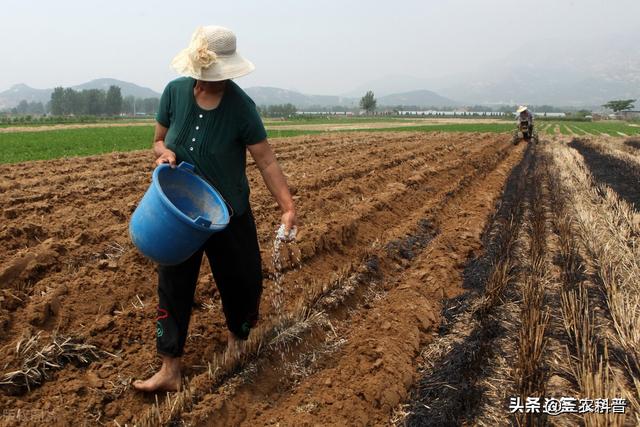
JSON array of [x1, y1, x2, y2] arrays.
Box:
[[195, 126, 200, 130], [189, 147, 194, 151], [192, 138, 196, 142], [199, 114, 203, 118]]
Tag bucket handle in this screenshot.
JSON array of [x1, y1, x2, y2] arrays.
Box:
[[195, 215, 231, 228], [194, 216, 212, 228], [177, 162, 195, 173], [177, 162, 235, 218]]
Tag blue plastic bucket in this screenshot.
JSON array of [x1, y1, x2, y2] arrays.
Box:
[[129, 162, 230, 265]]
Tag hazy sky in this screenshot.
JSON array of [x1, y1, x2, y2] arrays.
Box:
[[2, 0, 638, 94]]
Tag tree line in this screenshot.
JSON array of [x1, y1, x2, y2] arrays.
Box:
[[9, 88, 629, 119], [257, 103, 298, 118], [50, 86, 120, 115], [11, 100, 46, 115], [255, 99, 571, 117], [48, 85, 159, 116]]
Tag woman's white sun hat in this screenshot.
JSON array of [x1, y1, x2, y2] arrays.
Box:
[[171, 26, 255, 81], [517, 105, 528, 113]]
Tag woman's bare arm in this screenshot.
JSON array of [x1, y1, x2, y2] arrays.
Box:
[[247, 140, 297, 232]]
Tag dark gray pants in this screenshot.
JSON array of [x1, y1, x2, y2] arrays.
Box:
[[155, 209, 263, 357]]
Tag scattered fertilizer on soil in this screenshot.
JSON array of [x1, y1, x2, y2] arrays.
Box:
[[271, 224, 299, 311]]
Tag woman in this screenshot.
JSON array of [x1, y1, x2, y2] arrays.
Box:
[[133, 26, 297, 392]]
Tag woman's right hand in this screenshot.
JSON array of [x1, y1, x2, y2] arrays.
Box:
[[156, 149, 177, 168]]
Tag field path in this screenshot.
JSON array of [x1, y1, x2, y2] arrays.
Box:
[[0, 121, 154, 133], [270, 118, 509, 131]]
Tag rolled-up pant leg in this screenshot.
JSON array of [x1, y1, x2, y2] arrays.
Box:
[[156, 248, 203, 357]]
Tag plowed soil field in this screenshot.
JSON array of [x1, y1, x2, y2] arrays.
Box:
[[2, 132, 525, 425]]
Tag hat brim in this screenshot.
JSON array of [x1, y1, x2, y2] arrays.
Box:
[[517, 106, 528, 113], [172, 51, 255, 82]]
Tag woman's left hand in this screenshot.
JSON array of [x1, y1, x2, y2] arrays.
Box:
[[281, 209, 297, 237]]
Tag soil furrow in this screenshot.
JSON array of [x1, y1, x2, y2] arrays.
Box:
[[404, 143, 533, 426], [136, 138, 522, 426]]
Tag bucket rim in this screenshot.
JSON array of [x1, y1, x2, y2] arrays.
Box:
[[152, 164, 230, 231]]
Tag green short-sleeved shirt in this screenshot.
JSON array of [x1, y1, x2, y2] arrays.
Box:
[[156, 77, 267, 216]]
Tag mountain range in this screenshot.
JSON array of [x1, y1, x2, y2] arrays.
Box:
[[243, 87, 459, 108], [0, 78, 161, 110]]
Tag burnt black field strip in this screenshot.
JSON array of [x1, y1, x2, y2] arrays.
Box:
[[569, 139, 640, 211]]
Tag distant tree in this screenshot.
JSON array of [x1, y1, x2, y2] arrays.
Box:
[[602, 99, 636, 113], [84, 89, 105, 115], [50, 87, 65, 115], [262, 103, 298, 118], [62, 88, 78, 115], [122, 95, 135, 115], [268, 103, 297, 117], [105, 85, 123, 115], [359, 90, 376, 113], [140, 97, 160, 114], [74, 90, 87, 115], [282, 103, 297, 117], [15, 100, 29, 115], [26, 101, 44, 115]]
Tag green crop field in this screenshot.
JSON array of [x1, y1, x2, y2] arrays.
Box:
[[369, 120, 640, 137], [0, 126, 155, 164], [0, 127, 327, 164], [541, 121, 640, 136]]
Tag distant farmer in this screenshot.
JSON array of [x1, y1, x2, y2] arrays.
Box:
[[133, 25, 297, 392], [516, 105, 534, 134]]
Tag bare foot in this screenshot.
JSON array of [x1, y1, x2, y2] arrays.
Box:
[[133, 356, 181, 392]]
